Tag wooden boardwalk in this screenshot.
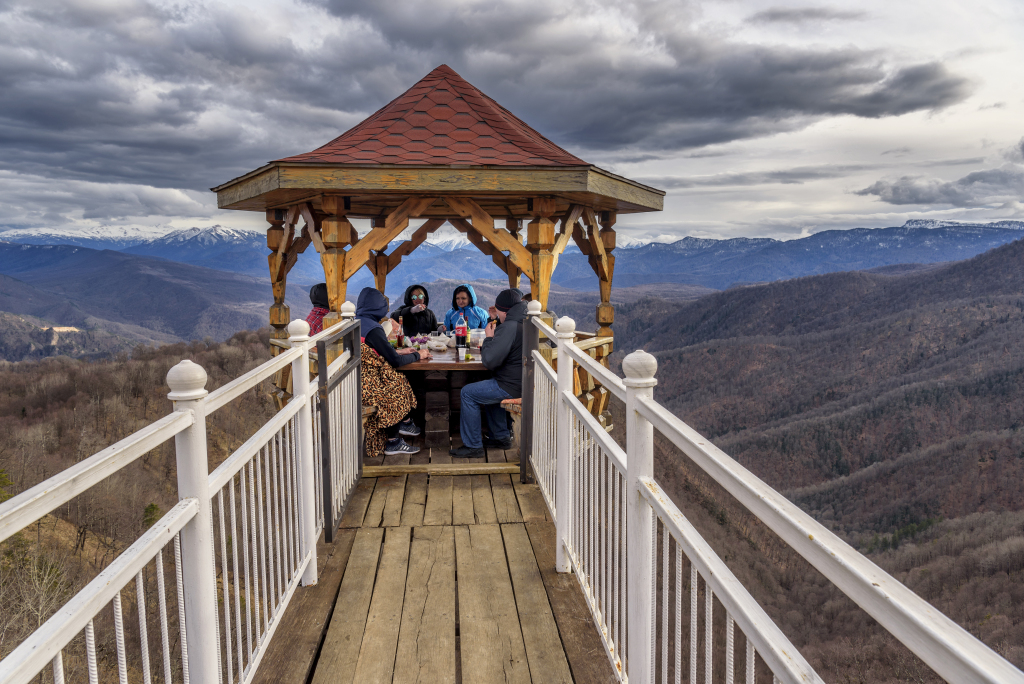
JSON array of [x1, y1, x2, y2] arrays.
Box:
[[254, 442, 618, 684]]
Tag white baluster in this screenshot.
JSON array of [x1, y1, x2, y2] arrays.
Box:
[[624, 350, 658, 684], [289, 319, 319, 586], [166, 360, 220, 683], [554, 316, 576, 572]]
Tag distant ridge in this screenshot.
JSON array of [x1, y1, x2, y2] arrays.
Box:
[[3, 219, 1023, 293]]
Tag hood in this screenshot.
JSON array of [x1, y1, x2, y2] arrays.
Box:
[[451, 283, 479, 309], [355, 287, 389, 337], [309, 283, 329, 309], [403, 283, 429, 308], [503, 300, 529, 323]]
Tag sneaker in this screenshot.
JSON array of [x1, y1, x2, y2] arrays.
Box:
[[449, 445, 485, 458], [398, 419, 421, 437], [483, 436, 513, 449], [384, 438, 420, 456]]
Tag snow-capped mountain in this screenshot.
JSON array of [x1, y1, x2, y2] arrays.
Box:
[[0, 224, 175, 250]]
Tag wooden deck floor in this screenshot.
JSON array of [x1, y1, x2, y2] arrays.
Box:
[[254, 442, 618, 684]]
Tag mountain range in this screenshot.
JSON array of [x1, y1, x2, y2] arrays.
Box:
[[4, 220, 1022, 294]]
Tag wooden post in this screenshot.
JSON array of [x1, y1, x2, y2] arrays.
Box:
[[526, 198, 557, 310], [266, 209, 291, 349], [554, 315, 576, 572], [166, 360, 220, 683], [519, 300, 542, 484], [598, 211, 616, 338], [320, 196, 354, 331], [506, 216, 523, 289], [289, 320, 319, 586], [623, 350, 657, 684]]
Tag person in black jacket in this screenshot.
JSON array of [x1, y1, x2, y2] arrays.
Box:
[[450, 288, 526, 458], [356, 287, 432, 455], [391, 284, 440, 337]]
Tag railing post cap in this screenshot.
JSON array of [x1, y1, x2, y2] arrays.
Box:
[[527, 300, 542, 315], [288, 319, 310, 341], [286, 319, 309, 342], [622, 350, 658, 386], [166, 359, 208, 401], [340, 301, 356, 318], [555, 316, 576, 335]]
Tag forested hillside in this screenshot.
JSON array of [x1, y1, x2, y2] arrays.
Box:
[[0, 332, 277, 669], [560, 238, 1024, 679]]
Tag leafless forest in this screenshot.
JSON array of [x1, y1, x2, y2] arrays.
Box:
[[0, 331, 276, 678]]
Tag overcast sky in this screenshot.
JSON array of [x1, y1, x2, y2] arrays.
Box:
[[0, 0, 1021, 242]]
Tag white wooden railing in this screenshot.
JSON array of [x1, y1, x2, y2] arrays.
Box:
[[0, 316, 360, 684], [524, 300, 1024, 684]]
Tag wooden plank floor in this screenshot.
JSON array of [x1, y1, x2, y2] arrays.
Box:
[[282, 438, 617, 684]]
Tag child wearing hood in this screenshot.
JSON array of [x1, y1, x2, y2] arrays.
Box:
[[443, 284, 489, 332], [355, 287, 430, 457], [391, 283, 440, 337], [305, 283, 330, 335]]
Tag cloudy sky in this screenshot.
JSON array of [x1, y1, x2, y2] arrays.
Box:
[[0, 0, 1021, 242]]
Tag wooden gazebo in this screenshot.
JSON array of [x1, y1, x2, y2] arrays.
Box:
[[211, 64, 664, 343]]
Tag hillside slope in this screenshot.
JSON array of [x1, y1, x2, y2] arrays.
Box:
[[0, 244, 307, 348], [561, 238, 1024, 677]]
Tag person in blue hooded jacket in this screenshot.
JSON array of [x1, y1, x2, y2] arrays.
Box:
[[442, 284, 489, 331]]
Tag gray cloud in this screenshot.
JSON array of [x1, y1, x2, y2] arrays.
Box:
[[642, 164, 874, 189], [0, 0, 971, 201], [855, 165, 1024, 207], [748, 7, 866, 24]]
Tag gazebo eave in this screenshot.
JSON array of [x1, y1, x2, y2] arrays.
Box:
[[211, 162, 665, 217]]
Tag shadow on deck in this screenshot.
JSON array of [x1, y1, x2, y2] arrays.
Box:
[[253, 441, 618, 684]]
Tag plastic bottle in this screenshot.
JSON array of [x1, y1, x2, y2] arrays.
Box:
[[455, 313, 468, 348], [455, 313, 468, 359]]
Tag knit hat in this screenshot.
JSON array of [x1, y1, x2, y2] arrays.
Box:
[[494, 288, 523, 312]]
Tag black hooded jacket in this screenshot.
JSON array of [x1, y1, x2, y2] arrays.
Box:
[[480, 300, 528, 397], [391, 284, 439, 336]]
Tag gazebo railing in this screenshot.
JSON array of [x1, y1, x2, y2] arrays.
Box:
[[0, 317, 346, 684], [521, 300, 1024, 684]]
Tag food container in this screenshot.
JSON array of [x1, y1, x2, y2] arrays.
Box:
[[469, 328, 485, 349]]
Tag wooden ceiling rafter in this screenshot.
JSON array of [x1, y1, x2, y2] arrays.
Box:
[[442, 196, 535, 282]]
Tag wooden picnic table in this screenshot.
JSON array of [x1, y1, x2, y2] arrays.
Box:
[[396, 347, 490, 446], [396, 346, 488, 372]]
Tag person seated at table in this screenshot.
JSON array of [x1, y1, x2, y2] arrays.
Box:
[[355, 287, 432, 456], [305, 283, 330, 334], [442, 284, 489, 332], [450, 288, 527, 458], [391, 283, 440, 337]]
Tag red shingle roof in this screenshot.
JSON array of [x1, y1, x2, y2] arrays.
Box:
[[278, 65, 587, 167]]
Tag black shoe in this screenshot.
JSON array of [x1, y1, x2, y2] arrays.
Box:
[[398, 419, 421, 437], [449, 445, 485, 458], [483, 436, 513, 449], [384, 438, 420, 456]]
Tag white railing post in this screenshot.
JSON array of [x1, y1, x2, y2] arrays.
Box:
[[341, 300, 355, 321], [289, 319, 319, 586], [554, 315, 576, 572], [166, 360, 220, 683], [623, 350, 658, 684]]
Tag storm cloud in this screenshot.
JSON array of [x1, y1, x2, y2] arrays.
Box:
[[747, 7, 867, 24], [855, 165, 1024, 208], [0, 0, 971, 200]]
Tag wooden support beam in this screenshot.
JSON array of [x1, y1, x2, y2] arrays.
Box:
[[505, 215, 523, 289], [320, 197, 355, 315], [443, 197, 535, 282], [362, 463, 519, 477], [597, 211, 617, 337], [524, 198, 558, 310], [550, 204, 582, 273], [387, 218, 446, 272], [449, 218, 516, 275], [343, 196, 437, 280]]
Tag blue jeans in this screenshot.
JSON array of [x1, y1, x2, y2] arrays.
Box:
[[459, 379, 512, 449]]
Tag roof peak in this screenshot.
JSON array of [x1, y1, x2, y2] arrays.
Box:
[[278, 65, 587, 167]]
